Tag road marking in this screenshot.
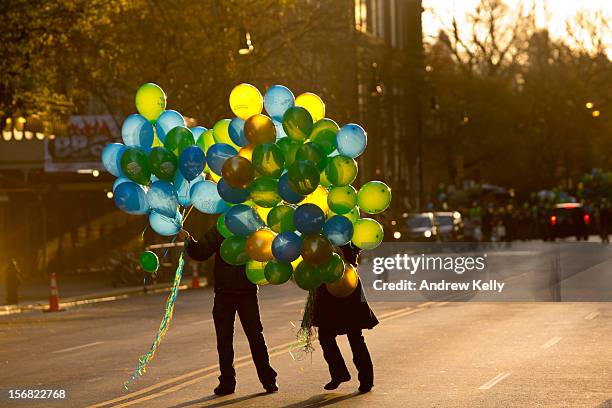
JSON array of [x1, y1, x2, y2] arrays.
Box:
[[478, 372, 511, 390], [282, 299, 305, 306], [540, 336, 562, 349], [192, 319, 213, 325], [53, 341, 104, 354], [584, 311, 599, 320]]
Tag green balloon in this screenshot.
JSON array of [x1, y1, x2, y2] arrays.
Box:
[[213, 119, 234, 145], [357, 181, 392, 214], [325, 155, 358, 187], [321, 253, 344, 283], [220, 236, 249, 265], [267, 205, 295, 233], [282, 106, 313, 141], [276, 137, 301, 167], [149, 147, 178, 182], [139, 251, 159, 273], [246, 260, 269, 285], [319, 170, 332, 187], [330, 206, 360, 223], [252, 143, 285, 178], [248, 177, 282, 208], [309, 118, 339, 155], [352, 218, 384, 250], [164, 126, 195, 156], [120, 147, 151, 185], [295, 142, 327, 172], [287, 160, 320, 195], [196, 128, 215, 154], [327, 185, 357, 214], [293, 260, 322, 291], [264, 260, 293, 285], [216, 213, 233, 238]]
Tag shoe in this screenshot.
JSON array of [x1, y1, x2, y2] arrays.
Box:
[[213, 383, 235, 396], [324, 375, 351, 390], [358, 383, 373, 393], [263, 382, 278, 393]]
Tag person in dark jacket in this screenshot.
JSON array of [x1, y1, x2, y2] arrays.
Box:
[[178, 226, 278, 396], [312, 243, 378, 393]]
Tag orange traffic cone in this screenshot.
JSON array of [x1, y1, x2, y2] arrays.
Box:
[[44, 272, 63, 312], [191, 264, 200, 289]]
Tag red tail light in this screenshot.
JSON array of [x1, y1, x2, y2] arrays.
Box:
[[584, 214, 591, 224], [550, 215, 557, 226]]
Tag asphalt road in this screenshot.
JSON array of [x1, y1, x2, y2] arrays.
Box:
[[1, 241, 611, 407]]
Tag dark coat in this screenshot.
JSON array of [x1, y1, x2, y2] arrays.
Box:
[[312, 244, 379, 335]]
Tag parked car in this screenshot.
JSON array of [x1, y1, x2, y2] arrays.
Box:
[[434, 211, 464, 241], [546, 203, 591, 241], [402, 213, 439, 242]]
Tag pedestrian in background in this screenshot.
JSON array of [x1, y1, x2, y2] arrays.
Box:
[[3, 258, 20, 305], [600, 205, 610, 244]]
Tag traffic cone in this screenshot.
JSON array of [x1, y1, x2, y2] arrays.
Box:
[[44, 272, 63, 312], [191, 264, 200, 289]]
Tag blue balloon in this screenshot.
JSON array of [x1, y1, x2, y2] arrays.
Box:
[[323, 215, 354, 246], [336, 123, 367, 158], [271, 232, 301, 263], [217, 178, 250, 204], [190, 126, 208, 141], [155, 110, 186, 142], [179, 146, 206, 181], [112, 177, 130, 192], [224, 204, 264, 237], [228, 118, 247, 147], [190, 180, 229, 214], [113, 181, 149, 215], [294, 203, 325, 234], [273, 119, 288, 140], [146, 181, 178, 218], [101, 143, 127, 177], [149, 210, 182, 236], [278, 173, 305, 204], [173, 172, 203, 207], [121, 114, 154, 152], [264, 85, 295, 121], [206, 143, 238, 175]]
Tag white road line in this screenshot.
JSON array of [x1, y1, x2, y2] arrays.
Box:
[[540, 336, 562, 349], [192, 319, 213, 325], [53, 341, 104, 354], [282, 299, 305, 306], [584, 311, 599, 320], [478, 372, 511, 390]]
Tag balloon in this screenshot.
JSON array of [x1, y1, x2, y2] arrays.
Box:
[[325, 155, 358, 186], [195, 128, 215, 155], [244, 114, 276, 145], [206, 143, 238, 175], [139, 251, 159, 273], [246, 260, 269, 285], [217, 213, 233, 238], [326, 264, 358, 298], [178, 146, 205, 181], [229, 83, 263, 120], [112, 177, 130, 192], [213, 119, 239, 149], [220, 235, 249, 265], [273, 120, 288, 140], [352, 218, 384, 250], [300, 234, 333, 265], [339, 206, 361, 223], [224, 204, 264, 237], [155, 110, 186, 142], [267, 205, 295, 233], [238, 144, 254, 161], [190, 126, 207, 141], [149, 210, 182, 236], [309, 118, 338, 155], [164, 126, 195, 156], [278, 173, 305, 204], [321, 253, 344, 283], [282, 106, 313, 141], [217, 178, 249, 204], [264, 260, 293, 285], [102, 143, 127, 177], [147, 180, 179, 218], [120, 147, 151, 185], [135, 83, 166, 121], [327, 185, 357, 214], [271, 231, 301, 263], [357, 181, 392, 214], [294, 203, 325, 234], [255, 205, 272, 223], [276, 137, 301, 167], [121, 114, 154, 152], [323, 215, 354, 246], [190, 180, 230, 214], [302, 185, 330, 214], [248, 177, 281, 208], [336, 123, 367, 158], [246, 229, 276, 262], [295, 142, 326, 172], [174, 171, 202, 206], [264, 85, 295, 121], [287, 161, 320, 195], [221, 155, 254, 189], [149, 147, 178, 182], [293, 260, 321, 290], [228, 118, 248, 147], [252, 143, 284, 178], [114, 181, 149, 215], [295, 92, 325, 122], [320, 170, 332, 188]]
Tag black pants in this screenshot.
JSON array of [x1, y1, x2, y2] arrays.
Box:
[[212, 292, 277, 387], [318, 327, 373, 387]]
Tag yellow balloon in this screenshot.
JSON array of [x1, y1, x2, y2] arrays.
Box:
[[352, 218, 384, 250], [326, 264, 358, 298], [229, 83, 263, 120], [291, 256, 303, 270], [239, 144, 255, 161], [256, 205, 272, 222], [135, 83, 166, 121], [151, 134, 164, 148], [295, 92, 325, 122], [302, 185, 330, 214], [209, 171, 222, 183]]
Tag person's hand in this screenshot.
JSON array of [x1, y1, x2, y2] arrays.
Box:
[[177, 229, 191, 242]]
